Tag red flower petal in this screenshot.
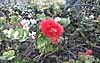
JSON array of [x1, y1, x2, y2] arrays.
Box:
[[51, 37, 58, 44], [18, 22, 23, 27], [82, 52, 88, 56], [39, 18, 63, 44], [85, 49, 93, 55]]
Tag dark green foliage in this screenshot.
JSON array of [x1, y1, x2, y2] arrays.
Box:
[[0, 0, 100, 63]]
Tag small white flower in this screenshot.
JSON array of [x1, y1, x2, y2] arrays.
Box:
[[23, 26, 30, 30], [99, 36, 100, 38], [92, 7, 95, 10], [29, 31, 36, 36], [15, 12, 19, 15], [7, 28, 13, 38], [67, 8, 71, 12], [62, 0, 66, 4], [22, 11, 25, 14], [85, 17, 89, 20], [3, 29, 8, 34], [31, 35, 36, 39], [8, 28, 13, 35], [98, 15, 100, 18], [55, 5, 60, 9], [28, 9, 32, 12], [25, 19, 30, 26], [30, 19, 37, 24], [0, 17, 5, 20], [89, 15, 94, 19], [54, 17, 61, 22], [29, 31, 36, 39], [9, 9, 13, 12], [21, 19, 30, 28], [82, 12, 86, 15], [28, 14, 31, 18], [20, 19, 37, 29], [20, 19, 27, 26]]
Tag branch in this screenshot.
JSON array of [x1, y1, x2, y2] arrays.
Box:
[[74, 4, 100, 8]]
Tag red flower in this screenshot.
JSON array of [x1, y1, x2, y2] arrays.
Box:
[[39, 18, 63, 44], [82, 52, 89, 56], [85, 49, 93, 55], [80, 49, 93, 56], [18, 22, 23, 27]]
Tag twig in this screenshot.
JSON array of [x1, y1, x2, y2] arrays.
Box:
[[40, 50, 57, 62], [71, 44, 86, 49], [74, 4, 100, 9]]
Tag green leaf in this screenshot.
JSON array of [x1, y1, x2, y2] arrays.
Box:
[[14, 28, 28, 42], [13, 31, 19, 39], [0, 17, 6, 23], [5, 29, 14, 38], [10, 15, 21, 26], [60, 17, 70, 25], [3, 50, 15, 57], [85, 60, 91, 63], [75, 60, 82, 63], [35, 32, 56, 53], [78, 55, 86, 61], [0, 56, 6, 60], [0, 50, 15, 60], [7, 56, 15, 60], [37, 13, 46, 20]]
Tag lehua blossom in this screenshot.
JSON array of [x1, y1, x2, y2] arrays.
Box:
[[39, 18, 63, 44], [81, 49, 93, 56], [18, 19, 37, 29], [85, 49, 93, 55]]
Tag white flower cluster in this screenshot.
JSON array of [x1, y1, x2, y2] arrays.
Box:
[[19, 19, 37, 29], [54, 17, 61, 22], [3, 28, 13, 38], [29, 31, 36, 39], [89, 15, 94, 19]]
